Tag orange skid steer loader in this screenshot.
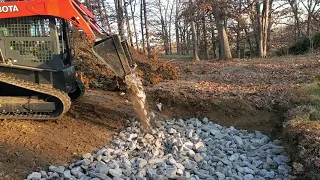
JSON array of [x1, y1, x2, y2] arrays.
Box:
[[0, 0, 135, 119]]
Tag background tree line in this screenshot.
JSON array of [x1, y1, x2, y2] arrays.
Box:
[[83, 0, 320, 60]]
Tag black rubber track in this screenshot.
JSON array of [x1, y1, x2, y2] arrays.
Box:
[[0, 73, 71, 120]]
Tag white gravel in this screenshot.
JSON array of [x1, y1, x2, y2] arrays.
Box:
[[26, 117, 293, 180]]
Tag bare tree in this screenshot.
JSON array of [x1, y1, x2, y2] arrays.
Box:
[[175, 0, 181, 55], [255, 0, 271, 58], [114, 0, 125, 39], [288, 0, 302, 40], [213, 3, 232, 60], [142, 0, 151, 56], [129, 0, 139, 48], [301, 0, 320, 37], [140, 0, 145, 51], [202, 15, 209, 60], [189, 0, 200, 61], [124, 1, 133, 46]]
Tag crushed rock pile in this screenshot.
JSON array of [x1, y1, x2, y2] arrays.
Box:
[[27, 118, 293, 180]]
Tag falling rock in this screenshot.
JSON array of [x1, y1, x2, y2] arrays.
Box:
[[193, 153, 204, 163], [215, 172, 226, 179], [82, 153, 92, 159], [183, 142, 194, 150], [40, 171, 48, 178], [90, 172, 112, 180], [48, 165, 65, 174], [146, 167, 157, 177], [194, 170, 210, 179], [188, 150, 196, 157], [210, 129, 221, 136], [194, 142, 205, 151], [181, 171, 191, 179], [97, 164, 109, 174], [228, 153, 239, 162], [278, 165, 289, 175], [48, 172, 59, 179], [96, 155, 102, 162], [175, 163, 185, 171], [109, 168, 122, 178], [71, 166, 82, 176], [168, 128, 177, 134], [129, 142, 137, 150], [166, 166, 177, 179], [168, 157, 176, 165], [265, 171, 276, 178], [186, 129, 194, 138], [233, 136, 243, 146], [137, 158, 148, 168], [273, 155, 290, 165], [27, 172, 42, 180], [244, 174, 254, 180], [127, 133, 138, 141], [122, 168, 132, 176], [202, 117, 209, 124], [63, 170, 72, 179], [82, 159, 91, 166], [243, 167, 255, 174]]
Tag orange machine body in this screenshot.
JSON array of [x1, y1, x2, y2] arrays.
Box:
[[0, 0, 105, 42]]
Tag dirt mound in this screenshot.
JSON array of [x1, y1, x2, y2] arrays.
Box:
[[71, 32, 179, 88], [283, 119, 320, 179], [71, 31, 118, 91], [130, 49, 180, 85]]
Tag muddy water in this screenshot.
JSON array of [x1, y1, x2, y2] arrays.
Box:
[[125, 73, 153, 133]]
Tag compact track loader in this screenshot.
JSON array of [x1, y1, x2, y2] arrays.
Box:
[[0, 0, 135, 119]]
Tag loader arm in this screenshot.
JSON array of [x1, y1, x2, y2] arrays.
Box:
[[0, 0, 135, 79]]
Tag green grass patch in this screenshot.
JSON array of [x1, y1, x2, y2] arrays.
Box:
[[159, 53, 194, 61], [299, 83, 320, 108]]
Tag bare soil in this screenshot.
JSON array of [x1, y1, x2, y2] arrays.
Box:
[[0, 91, 131, 180], [0, 52, 320, 179], [146, 58, 320, 137]]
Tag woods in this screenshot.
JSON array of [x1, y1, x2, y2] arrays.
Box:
[[84, 0, 320, 60]]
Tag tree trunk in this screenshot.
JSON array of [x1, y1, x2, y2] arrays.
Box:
[[168, 1, 175, 55], [288, 0, 302, 40], [210, 14, 216, 59], [255, 0, 263, 57], [186, 26, 191, 55], [244, 27, 253, 58], [256, 0, 270, 58], [191, 21, 200, 61], [140, 0, 145, 51], [175, 21, 181, 55], [189, 0, 200, 61], [158, 0, 169, 55], [115, 0, 124, 39], [213, 6, 232, 60], [130, 0, 139, 49], [142, 0, 151, 56], [124, 2, 133, 46], [236, 22, 241, 59], [101, 1, 111, 33], [202, 16, 209, 60], [175, 0, 181, 55], [262, 0, 270, 58], [267, 0, 273, 51]]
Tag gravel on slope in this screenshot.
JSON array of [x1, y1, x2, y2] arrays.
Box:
[[26, 118, 293, 180]]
